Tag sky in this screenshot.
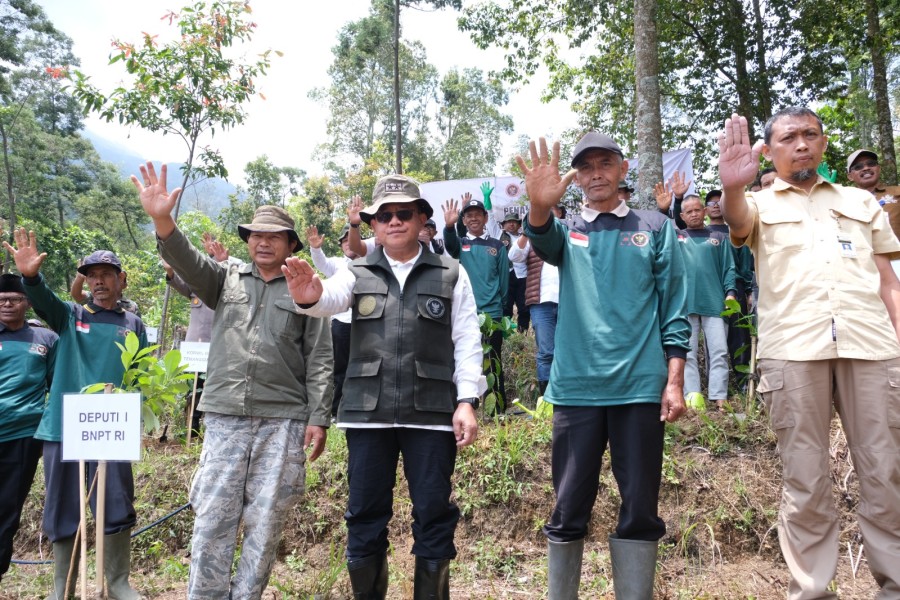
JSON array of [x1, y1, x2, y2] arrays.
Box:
[[37, 0, 577, 185]]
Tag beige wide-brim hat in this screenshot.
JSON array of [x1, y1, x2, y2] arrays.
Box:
[[238, 205, 303, 252], [360, 174, 434, 225]]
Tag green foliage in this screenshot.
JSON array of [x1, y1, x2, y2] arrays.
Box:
[[478, 312, 517, 414], [83, 332, 193, 434], [70, 0, 275, 193]]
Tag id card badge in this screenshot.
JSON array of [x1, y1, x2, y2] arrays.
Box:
[[838, 235, 857, 258]]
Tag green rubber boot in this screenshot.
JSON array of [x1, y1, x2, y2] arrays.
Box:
[[547, 538, 583, 600], [44, 537, 78, 600], [105, 530, 142, 600], [609, 534, 658, 600]]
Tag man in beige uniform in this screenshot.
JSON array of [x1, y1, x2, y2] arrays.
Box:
[[719, 107, 900, 599]]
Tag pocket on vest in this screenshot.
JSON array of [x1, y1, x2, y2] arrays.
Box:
[[342, 357, 382, 411], [414, 359, 455, 413]]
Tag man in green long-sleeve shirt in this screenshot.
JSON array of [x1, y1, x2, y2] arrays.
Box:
[[516, 133, 689, 599], [443, 193, 510, 413], [5, 233, 147, 600], [677, 196, 737, 411]]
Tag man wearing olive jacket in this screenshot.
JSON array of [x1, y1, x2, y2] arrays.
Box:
[[132, 162, 333, 600]]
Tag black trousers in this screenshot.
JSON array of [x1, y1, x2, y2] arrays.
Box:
[[344, 427, 459, 561], [0, 436, 42, 577], [42, 442, 136, 542], [543, 404, 666, 543], [727, 281, 751, 381], [331, 320, 352, 417], [504, 273, 530, 332]]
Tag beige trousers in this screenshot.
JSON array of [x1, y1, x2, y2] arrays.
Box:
[[758, 358, 900, 600]]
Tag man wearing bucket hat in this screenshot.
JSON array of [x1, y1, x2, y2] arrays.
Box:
[[4, 236, 148, 600], [282, 173, 483, 600], [515, 133, 689, 599], [132, 162, 333, 600]]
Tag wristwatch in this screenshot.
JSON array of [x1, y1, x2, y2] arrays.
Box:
[[456, 397, 480, 410], [350, 223, 360, 228]]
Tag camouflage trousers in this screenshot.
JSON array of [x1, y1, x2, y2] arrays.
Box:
[[187, 412, 307, 600]]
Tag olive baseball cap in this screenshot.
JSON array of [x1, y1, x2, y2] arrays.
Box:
[[571, 132, 624, 167]]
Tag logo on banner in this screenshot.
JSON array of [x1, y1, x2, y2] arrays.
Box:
[[505, 183, 521, 198], [569, 231, 589, 248]]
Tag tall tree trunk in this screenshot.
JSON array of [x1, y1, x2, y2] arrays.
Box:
[[393, 0, 403, 174], [634, 0, 663, 210], [865, 0, 897, 184], [0, 121, 15, 272], [727, 0, 757, 140], [750, 0, 772, 122]]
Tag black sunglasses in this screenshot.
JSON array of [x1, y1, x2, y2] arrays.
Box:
[[373, 209, 417, 224], [849, 159, 878, 172]]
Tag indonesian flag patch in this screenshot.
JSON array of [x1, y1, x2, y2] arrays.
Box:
[[568, 231, 589, 248], [76, 320, 90, 334]]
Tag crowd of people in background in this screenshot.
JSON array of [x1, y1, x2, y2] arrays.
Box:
[[1, 105, 899, 600]]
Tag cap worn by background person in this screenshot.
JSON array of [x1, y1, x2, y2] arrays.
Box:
[[617, 181, 634, 192], [238, 205, 304, 252], [424, 219, 437, 229], [338, 223, 352, 242], [501, 213, 522, 223], [77, 250, 123, 275], [847, 149, 879, 172], [705, 190, 722, 202], [461, 198, 487, 216], [571, 131, 624, 167], [360, 174, 434, 225], [0, 273, 26, 295]]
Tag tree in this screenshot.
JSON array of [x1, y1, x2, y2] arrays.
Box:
[[436, 68, 513, 179], [219, 155, 307, 235], [71, 0, 276, 349], [310, 0, 438, 174], [0, 0, 56, 98], [634, 0, 663, 208]]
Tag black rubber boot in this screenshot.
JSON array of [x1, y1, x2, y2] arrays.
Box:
[[413, 557, 450, 600], [347, 552, 388, 599], [547, 538, 583, 600]]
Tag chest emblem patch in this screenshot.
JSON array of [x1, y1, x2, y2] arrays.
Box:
[[708, 237, 720, 246], [569, 231, 589, 247], [426, 297, 446, 319], [487, 247, 498, 256], [358, 295, 377, 316], [631, 232, 649, 247], [30, 343, 47, 356]]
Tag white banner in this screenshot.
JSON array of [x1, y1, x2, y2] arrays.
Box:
[[62, 393, 142, 462], [419, 148, 696, 236]]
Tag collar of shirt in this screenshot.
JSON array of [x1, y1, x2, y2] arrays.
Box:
[[581, 200, 630, 222], [383, 245, 424, 290], [465, 232, 490, 240], [770, 173, 835, 195], [83, 301, 124, 314]]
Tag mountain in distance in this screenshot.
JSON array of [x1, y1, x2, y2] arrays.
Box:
[[84, 129, 236, 218]]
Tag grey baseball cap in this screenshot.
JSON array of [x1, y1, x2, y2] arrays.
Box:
[[78, 251, 122, 275], [571, 132, 624, 167]]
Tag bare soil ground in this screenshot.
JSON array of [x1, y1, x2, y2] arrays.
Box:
[[3, 411, 880, 599]]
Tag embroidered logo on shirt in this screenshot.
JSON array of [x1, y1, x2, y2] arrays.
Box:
[[425, 297, 446, 319], [461, 244, 472, 252], [358, 295, 377, 316], [708, 237, 720, 246], [569, 231, 589, 247], [677, 234, 687, 243], [487, 247, 498, 256], [75, 320, 90, 334], [30, 343, 47, 356], [191, 297, 201, 306], [631, 233, 649, 247]]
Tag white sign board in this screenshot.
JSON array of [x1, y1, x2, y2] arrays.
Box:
[[62, 393, 142, 462], [180, 342, 211, 373], [145, 326, 159, 343]]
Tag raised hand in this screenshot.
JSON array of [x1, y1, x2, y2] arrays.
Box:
[[718, 114, 763, 190], [131, 162, 181, 221], [347, 195, 363, 225], [282, 256, 324, 306], [669, 171, 692, 198], [442, 198, 460, 227], [3, 228, 47, 278], [515, 138, 577, 213], [654, 180, 673, 212], [480, 181, 494, 210], [306, 225, 324, 249], [207, 240, 228, 262]]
